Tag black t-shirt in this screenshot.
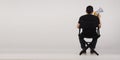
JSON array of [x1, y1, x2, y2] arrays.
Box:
[[78, 14, 100, 36]]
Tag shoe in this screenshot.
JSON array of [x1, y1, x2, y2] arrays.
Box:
[[90, 50, 95, 54], [79, 50, 86, 55]]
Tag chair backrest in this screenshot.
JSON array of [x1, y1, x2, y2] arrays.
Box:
[[79, 15, 100, 38]]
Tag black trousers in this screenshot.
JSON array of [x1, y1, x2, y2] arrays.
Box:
[[78, 33, 99, 50]]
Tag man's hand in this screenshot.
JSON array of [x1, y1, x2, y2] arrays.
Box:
[[98, 24, 101, 28], [77, 23, 80, 29]]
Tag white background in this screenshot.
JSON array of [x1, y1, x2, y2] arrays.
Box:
[[0, 0, 120, 53]]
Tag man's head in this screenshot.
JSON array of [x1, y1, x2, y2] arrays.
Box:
[[86, 5, 93, 14]]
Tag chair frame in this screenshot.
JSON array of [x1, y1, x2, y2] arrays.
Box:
[[79, 27, 100, 56]]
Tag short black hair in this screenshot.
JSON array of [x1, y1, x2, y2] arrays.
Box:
[[86, 5, 93, 14]]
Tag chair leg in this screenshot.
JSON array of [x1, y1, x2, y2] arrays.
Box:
[[93, 50, 99, 55], [80, 42, 99, 56], [90, 48, 99, 55]]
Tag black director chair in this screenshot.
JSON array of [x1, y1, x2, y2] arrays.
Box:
[[78, 25, 100, 56]]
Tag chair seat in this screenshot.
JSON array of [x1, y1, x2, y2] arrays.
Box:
[[84, 38, 92, 42]]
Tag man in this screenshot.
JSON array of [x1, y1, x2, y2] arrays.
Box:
[[77, 5, 101, 54]]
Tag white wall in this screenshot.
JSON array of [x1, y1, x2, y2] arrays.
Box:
[[0, 0, 120, 52]]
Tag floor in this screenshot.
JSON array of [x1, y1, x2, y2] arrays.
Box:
[[0, 49, 120, 60]]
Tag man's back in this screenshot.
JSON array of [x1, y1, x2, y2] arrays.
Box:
[[78, 14, 99, 37]]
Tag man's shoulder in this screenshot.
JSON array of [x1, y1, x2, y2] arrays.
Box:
[[83, 14, 98, 18], [81, 14, 94, 17], [80, 14, 99, 20], [91, 15, 98, 17], [81, 15, 87, 17], [80, 15, 87, 18]]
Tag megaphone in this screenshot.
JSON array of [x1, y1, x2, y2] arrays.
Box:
[[96, 8, 103, 14], [94, 8, 103, 16]]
